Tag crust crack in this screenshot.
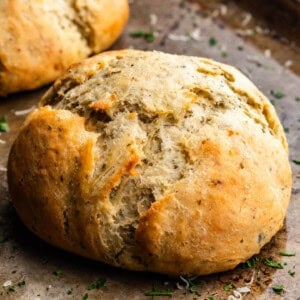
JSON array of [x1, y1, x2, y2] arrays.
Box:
[[69, 1, 95, 52]]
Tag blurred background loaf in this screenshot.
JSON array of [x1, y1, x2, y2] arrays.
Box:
[[0, 0, 129, 96]]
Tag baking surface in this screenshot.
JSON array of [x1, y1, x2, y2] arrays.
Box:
[[0, 0, 299, 299]]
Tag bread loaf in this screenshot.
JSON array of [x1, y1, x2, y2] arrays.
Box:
[[7, 50, 292, 276], [0, 0, 129, 96]]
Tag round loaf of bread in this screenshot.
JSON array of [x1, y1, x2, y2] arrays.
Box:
[[0, 0, 129, 96], [7, 50, 291, 276]]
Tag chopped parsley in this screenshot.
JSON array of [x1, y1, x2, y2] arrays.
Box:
[[264, 258, 283, 269], [53, 269, 63, 277], [208, 296, 215, 300], [201, 11, 209, 18], [292, 159, 300, 165], [221, 51, 228, 58], [295, 96, 300, 101], [270, 90, 285, 99], [7, 286, 15, 293], [284, 127, 289, 133], [272, 285, 284, 294], [145, 286, 173, 297], [130, 30, 155, 42], [209, 37, 217, 47], [245, 256, 260, 268], [237, 46, 244, 51], [180, 276, 200, 295], [279, 251, 296, 256], [0, 116, 9, 132], [82, 293, 89, 300], [17, 281, 25, 287], [224, 284, 233, 291], [87, 278, 106, 290], [67, 288, 73, 295], [288, 269, 295, 277]]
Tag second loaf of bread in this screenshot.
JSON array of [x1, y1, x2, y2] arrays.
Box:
[[0, 0, 129, 96], [8, 50, 291, 276]]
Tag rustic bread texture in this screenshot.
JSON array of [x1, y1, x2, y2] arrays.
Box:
[[0, 0, 129, 96], [8, 50, 292, 276]]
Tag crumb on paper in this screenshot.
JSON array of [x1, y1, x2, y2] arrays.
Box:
[[190, 28, 202, 41], [264, 49, 271, 58], [168, 33, 190, 42], [0, 166, 7, 172], [241, 13, 252, 26], [3, 280, 12, 287], [150, 14, 158, 27], [284, 60, 293, 68], [220, 4, 228, 16], [14, 105, 36, 116]]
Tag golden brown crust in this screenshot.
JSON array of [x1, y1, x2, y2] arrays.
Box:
[[8, 107, 99, 257], [0, 0, 129, 96], [136, 128, 291, 275], [7, 50, 292, 275]]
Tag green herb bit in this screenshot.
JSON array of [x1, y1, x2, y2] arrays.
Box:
[[7, 286, 15, 293], [82, 293, 89, 300], [0, 116, 9, 132], [144, 290, 173, 297], [201, 11, 209, 18], [279, 251, 296, 256], [270, 99, 275, 106], [87, 278, 106, 290], [264, 258, 283, 269], [272, 285, 284, 294], [209, 37, 217, 47], [295, 97, 300, 102], [270, 90, 285, 99], [221, 51, 228, 58], [130, 29, 146, 37], [237, 46, 244, 51], [144, 33, 155, 42], [224, 284, 233, 291], [246, 256, 260, 268], [288, 269, 295, 277], [129, 30, 155, 43], [181, 277, 201, 295], [17, 281, 25, 287], [144, 286, 173, 297], [292, 159, 300, 165], [0, 235, 8, 243], [188, 286, 200, 296], [284, 127, 289, 133], [208, 296, 215, 300], [53, 269, 63, 277], [67, 288, 73, 295]]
